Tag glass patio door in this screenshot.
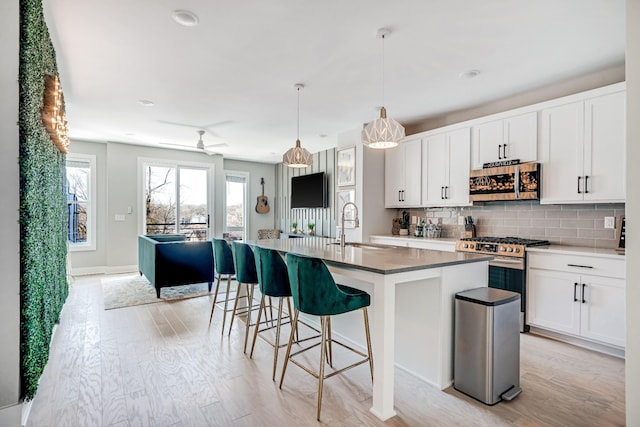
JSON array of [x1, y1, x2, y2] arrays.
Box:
[[144, 163, 210, 241]]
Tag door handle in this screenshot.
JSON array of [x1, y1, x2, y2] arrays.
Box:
[[582, 283, 587, 304], [584, 176, 589, 194], [573, 282, 578, 302], [577, 176, 582, 194], [497, 144, 502, 160]]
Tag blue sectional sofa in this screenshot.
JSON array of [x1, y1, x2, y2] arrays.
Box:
[[138, 234, 214, 298]]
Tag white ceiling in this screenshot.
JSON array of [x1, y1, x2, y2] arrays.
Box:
[[43, 0, 625, 163]]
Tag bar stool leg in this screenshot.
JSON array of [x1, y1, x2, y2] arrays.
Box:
[[249, 295, 266, 358], [220, 276, 233, 335], [243, 284, 256, 353], [208, 274, 223, 325], [279, 309, 299, 390], [317, 315, 328, 421], [272, 297, 285, 381], [228, 282, 244, 336], [286, 297, 298, 341], [363, 307, 374, 382]]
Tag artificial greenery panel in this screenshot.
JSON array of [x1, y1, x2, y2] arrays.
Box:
[[19, 0, 69, 400]]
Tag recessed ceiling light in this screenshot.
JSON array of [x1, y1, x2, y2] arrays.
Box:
[[172, 10, 199, 27], [319, 134, 328, 138], [459, 69, 481, 79], [138, 99, 155, 107]]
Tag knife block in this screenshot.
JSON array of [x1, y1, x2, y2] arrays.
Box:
[[464, 224, 476, 238]]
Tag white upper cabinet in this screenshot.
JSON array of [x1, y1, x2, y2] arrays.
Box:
[[384, 138, 422, 208], [471, 112, 537, 169], [540, 90, 625, 204], [422, 128, 471, 206]]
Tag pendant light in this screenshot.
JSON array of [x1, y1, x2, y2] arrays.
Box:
[[362, 28, 405, 149], [283, 83, 312, 168]]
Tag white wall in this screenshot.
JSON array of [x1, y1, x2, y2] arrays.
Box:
[[68, 141, 279, 272], [69, 141, 224, 273], [626, 1, 639, 424], [223, 159, 276, 240], [0, 1, 21, 424]]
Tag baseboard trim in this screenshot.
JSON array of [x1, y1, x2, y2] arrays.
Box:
[[0, 402, 23, 427], [529, 327, 625, 359], [71, 265, 138, 276]]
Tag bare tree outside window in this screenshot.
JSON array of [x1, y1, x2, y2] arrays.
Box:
[[67, 161, 89, 243]]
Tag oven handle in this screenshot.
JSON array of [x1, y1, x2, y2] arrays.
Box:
[[489, 258, 525, 270]]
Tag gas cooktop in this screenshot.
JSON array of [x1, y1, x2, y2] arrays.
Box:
[[456, 236, 550, 257]]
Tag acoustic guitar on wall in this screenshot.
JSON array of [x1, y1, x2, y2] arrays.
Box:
[[256, 177, 270, 214]]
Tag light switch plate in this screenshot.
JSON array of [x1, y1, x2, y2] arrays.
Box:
[[604, 216, 615, 229]]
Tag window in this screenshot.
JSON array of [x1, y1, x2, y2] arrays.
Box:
[[66, 154, 96, 251], [224, 172, 248, 240], [141, 160, 212, 241]]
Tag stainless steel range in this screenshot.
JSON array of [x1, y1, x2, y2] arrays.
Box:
[[456, 237, 550, 332]]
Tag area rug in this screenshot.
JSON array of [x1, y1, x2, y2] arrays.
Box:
[[102, 274, 212, 310]]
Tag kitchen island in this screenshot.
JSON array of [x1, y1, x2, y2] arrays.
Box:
[[250, 237, 492, 420]]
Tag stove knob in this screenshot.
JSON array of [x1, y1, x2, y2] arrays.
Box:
[[499, 246, 506, 252], [506, 247, 514, 253], [515, 248, 521, 253]]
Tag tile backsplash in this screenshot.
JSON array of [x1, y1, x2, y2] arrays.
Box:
[[398, 202, 625, 249]]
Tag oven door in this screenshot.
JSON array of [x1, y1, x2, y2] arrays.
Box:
[[488, 257, 528, 332]]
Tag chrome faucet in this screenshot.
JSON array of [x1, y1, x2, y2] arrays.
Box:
[[340, 202, 360, 247]]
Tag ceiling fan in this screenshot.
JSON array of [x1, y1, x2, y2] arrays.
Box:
[[160, 130, 228, 155], [157, 119, 234, 139]]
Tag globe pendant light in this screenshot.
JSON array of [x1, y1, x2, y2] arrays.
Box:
[[362, 28, 405, 149], [283, 84, 312, 168]]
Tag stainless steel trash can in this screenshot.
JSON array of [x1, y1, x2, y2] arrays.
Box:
[[454, 287, 522, 405]]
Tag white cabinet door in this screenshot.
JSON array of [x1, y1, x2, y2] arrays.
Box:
[[445, 128, 471, 206], [583, 91, 626, 203], [472, 119, 503, 169], [422, 133, 448, 206], [384, 145, 404, 207], [403, 139, 422, 206], [527, 268, 581, 336], [541, 90, 625, 204], [580, 275, 626, 347], [384, 139, 422, 207], [540, 101, 585, 203], [503, 112, 537, 163], [471, 112, 537, 169], [423, 128, 470, 207]]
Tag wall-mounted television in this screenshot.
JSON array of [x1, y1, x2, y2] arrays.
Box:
[[290, 172, 328, 209]]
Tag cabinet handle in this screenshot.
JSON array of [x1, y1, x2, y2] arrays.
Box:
[[567, 263, 593, 269], [401, 190, 405, 202], [584, 176, 589, 194], [441, 186, 444, 199], [573, 282, 579, 302], [582, 283, 587, 304], [577, 176, 582, 194], [502, 143, 508, 159], [444, 186, 449, 199], [497, 144, 502, 160]]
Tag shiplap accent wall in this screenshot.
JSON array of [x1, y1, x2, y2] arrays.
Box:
[[275, 148, 337, 238]]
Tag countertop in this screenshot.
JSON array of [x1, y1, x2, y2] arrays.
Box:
[[250, 237, 492, 275], [369, 235, 458, 244], [527, 244, 625, 260]]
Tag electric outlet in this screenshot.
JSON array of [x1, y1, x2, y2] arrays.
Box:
[[458, 215, 465, 225], [604, 216, 615, 229]]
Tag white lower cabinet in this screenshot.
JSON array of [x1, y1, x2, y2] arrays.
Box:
[[527, 252, 625, 348]]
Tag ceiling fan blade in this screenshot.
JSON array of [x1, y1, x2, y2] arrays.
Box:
[[204, 142, 228, 149], [157, 119, 199, 129]]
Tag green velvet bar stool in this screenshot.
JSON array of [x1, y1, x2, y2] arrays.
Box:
[[209, 238, 238, 335], [280, 253, 374, 421], [249, 246, 296, 380], [230, 241, 260, 352]]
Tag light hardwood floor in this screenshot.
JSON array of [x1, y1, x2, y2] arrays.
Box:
[[26, 274, 625, 427]]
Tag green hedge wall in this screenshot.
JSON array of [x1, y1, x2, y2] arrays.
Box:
[[19, 0, 69, 400]]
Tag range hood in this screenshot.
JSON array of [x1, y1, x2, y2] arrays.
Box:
[[469, 162, 540, 202]]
